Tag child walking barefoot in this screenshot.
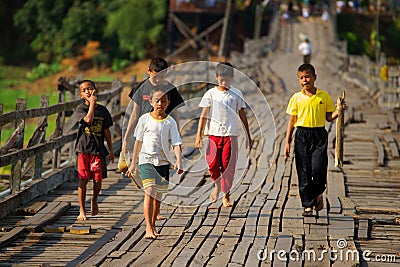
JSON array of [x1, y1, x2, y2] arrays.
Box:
[[195, 62, 252, 207], [75, 80, 114, 221], [126, 88, 183, 239]]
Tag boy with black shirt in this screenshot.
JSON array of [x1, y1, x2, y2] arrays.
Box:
[[75, 80, 114, 221], [122, 58, 184, 152]]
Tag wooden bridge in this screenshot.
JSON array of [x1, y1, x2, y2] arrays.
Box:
[[1, 10, 400, 267]]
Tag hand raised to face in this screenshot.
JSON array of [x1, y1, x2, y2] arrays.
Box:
[[80, 81, 97, 104]]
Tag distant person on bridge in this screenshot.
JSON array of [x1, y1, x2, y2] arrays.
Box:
[[195, 62, 252, 208], [126, 88, 183, 239], [75, 80, 114, 221], [298, 37, 312, 64], [321, 5, 330, 26], [284, 64, 346, 216]]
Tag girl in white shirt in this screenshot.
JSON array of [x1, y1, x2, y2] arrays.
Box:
[[126, 88, 183, 239]]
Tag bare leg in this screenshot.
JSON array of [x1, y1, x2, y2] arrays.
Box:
[[222, 192, 233, 207], [152, 192, 162, 236], [91, 180, 102, 216], [144, 187, 157, 239], [155, 191, 163, 220], [77, 179, 88, 221], [210, 179, 221, 203]]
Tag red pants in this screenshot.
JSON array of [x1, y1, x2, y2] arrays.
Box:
[[206, 136, 238, 193]]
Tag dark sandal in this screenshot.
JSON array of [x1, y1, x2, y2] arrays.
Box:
[[302, 207, 313, 216], [315, 196, 324, 211]]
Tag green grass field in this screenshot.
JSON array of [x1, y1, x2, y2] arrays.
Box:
[[0, 65, 59, 142], [0, 65, 59, 175]]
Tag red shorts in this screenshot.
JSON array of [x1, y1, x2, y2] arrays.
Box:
[[77, 153, 105, 181]]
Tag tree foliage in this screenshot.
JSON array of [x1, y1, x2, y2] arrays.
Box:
[[104, 0, 166, 59], [13, 0, 167, 64], [14, 0, 75, 63], [385, 17, 400, 59]]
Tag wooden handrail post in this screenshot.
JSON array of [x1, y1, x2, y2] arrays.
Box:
[[110, 80, 122, 141], [335, 91, 345, 168], [53, 88, 66, 169], [10, 98, 26, 194], [33, 95, 49, 179], [69, 88, 81, 162]]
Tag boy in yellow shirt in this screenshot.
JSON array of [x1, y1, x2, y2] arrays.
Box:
[[284, 64, 345, 216]]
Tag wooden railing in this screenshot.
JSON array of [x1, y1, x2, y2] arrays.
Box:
[[0, 77, 124, 218], [327, 38, 400, 111]]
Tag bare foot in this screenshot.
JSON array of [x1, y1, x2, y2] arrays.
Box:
[[77, 212, 87, 221], [153, 228, 160, 237], [91, 202, 99, 216], [222, 193, 233, 207], [210, 186, 220, 203], [156, 214, 163, 220], [144, 228, 157, 239]]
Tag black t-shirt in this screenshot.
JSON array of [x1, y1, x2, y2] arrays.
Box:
[[128, 79, 185, 115], [75, 102, 113, 156]]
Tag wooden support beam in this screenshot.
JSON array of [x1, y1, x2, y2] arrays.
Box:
[[383, 135, 400, 158], [10, 98, 26, 194], [167, 18, 224, 60], [218, 0, 232, 61], [373, 135, 385, 166]]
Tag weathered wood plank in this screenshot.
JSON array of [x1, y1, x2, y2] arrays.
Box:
[[130, 226, 186, 266], [230, 206, 261, 265], [304, 224, 329, 267], [0, 226, 26, 247], [373, 135, 385, 166], [207, 218, 246, 267], [67, 228, 121, 267], [328, 214, 355, 239], [25, 202, 71, 232], [272, 234, 293, 266]]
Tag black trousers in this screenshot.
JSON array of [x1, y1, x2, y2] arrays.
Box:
[[303, 54, 311, 64], [294, 127, 328, 208]]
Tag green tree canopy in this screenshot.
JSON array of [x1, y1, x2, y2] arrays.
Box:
[[105, 0, 166, 59], [13, 0, 167, 64]]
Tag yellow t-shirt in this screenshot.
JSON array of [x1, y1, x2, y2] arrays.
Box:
[[286, 88, 335, 128]]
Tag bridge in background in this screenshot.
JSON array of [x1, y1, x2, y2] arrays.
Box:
[[0, 7, 400, 267]]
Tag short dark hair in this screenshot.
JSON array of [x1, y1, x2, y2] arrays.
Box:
[[148, 58, 168, 73], [151, 87, 169, 100], [298, 63, 315, 76], [79, 79, 97, 89], [216, 62, 234, 77]]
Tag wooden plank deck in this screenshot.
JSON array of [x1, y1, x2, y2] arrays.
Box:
[[0, 13, 400, 267]]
